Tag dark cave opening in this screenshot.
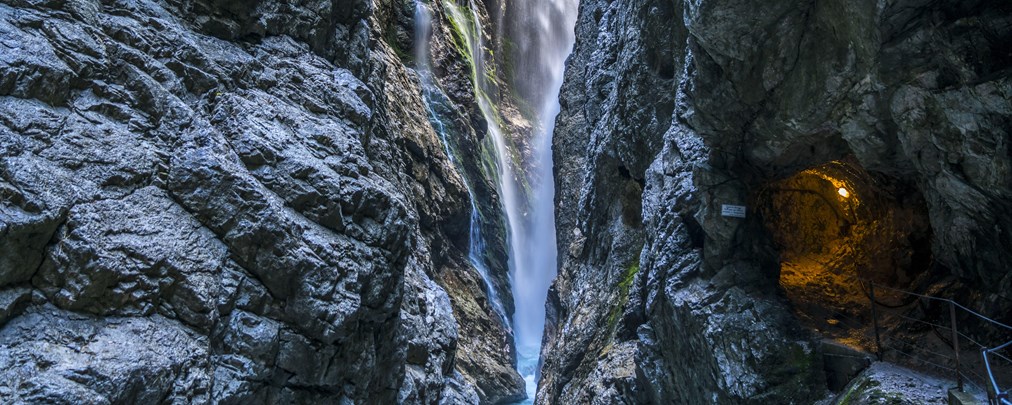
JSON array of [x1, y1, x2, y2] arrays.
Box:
[[755, 159, 934, 349]]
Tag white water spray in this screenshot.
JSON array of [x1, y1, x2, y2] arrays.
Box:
[[507, 0, 578, 398], [418, 0, 578, 401]]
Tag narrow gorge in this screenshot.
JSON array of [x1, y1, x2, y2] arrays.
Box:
[[0, 0, 1010, 404]]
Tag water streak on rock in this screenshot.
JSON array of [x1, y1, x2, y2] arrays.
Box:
[[414, 2, 511, 330]]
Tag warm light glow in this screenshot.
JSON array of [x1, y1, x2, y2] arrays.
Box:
[[838, 187, 849, 198]]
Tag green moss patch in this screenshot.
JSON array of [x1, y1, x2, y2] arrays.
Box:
[[605, 259, 640, 338]]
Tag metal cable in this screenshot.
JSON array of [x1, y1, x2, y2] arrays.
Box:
[[856, 279, 921, 308], [890, 309, 951, 332], [960, 378, 989, 403], [825, 308, 868, 331], [858, 278, 1012, 332], [892, 347, 956, 372], [860, 279, 950, 302], [991, 350, 1012, 365], [958, 330, 990, 350], [960, 371, 985, 391], [963, 368, 990, 387], [952, 302, 1012, 331], [888, 338, 958, 363]]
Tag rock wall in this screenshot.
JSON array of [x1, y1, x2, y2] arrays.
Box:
[[542, 0, 1011, 403], [2, 0, 1008, 403], [0, 0, 521, 403]]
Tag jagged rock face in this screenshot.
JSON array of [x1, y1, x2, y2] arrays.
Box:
[[544, 0, 1010, 404], [395, 0, 526, 402], [0, 0, 519, 403]]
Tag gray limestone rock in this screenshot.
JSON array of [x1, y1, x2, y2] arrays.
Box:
[[542, 0, 1011, 403], [0, 0, 519, 402]]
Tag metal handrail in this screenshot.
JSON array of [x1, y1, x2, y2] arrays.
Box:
[[985, 341, 1012, 405], [863, 281, 1012, 330], [859, 278, 1011, 402]]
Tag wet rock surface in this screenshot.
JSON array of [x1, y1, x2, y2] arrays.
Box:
[[398, 0, 526, 402], [1, 0, 1008, 402], [543, 0, 1011, 403], [0, 0, 520, 403], [828, 362, 962, 405], [0, 304, 210, 404]]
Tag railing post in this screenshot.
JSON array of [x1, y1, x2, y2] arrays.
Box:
[[950, 301, 963, 392], [870, 282, 882, 360]]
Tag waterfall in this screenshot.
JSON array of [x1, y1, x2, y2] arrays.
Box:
[[499, 0, 578, 401], [417, 0, 578, 402], [414, 3, 511, 329]]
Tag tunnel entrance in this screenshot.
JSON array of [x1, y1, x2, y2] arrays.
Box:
[[756, 159, 933, 348]]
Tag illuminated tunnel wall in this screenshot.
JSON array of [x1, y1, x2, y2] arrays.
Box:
[[755, 159, 933, 341]]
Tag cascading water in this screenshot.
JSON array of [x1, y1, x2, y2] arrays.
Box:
[[414, 3, 511, 329], [416, 0, 577, 402], [501, 1, 578, 402]]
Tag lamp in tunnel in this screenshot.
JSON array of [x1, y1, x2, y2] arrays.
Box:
[[838, 187, 849, 198]]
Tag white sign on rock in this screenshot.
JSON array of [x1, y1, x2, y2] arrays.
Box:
[[721, 204, 746, 218]]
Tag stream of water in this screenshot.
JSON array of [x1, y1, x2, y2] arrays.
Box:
[[414, 3, 511, 329], [415, 0, 578, 401]]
